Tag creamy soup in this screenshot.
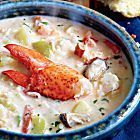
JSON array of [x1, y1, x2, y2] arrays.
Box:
[[0, 16, 133, 134]]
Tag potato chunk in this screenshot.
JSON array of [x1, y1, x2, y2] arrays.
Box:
[[72, 101, 91, 114]]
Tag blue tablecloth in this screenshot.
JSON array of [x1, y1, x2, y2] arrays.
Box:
[[91, 4, 140, 138], [112, 17, 140, 140]]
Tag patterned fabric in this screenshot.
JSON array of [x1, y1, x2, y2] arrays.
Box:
[[113, 105, 140, 140], [113, 17, 140, 140]]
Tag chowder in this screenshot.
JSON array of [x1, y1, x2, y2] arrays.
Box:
[[0, 16, 133, 134]]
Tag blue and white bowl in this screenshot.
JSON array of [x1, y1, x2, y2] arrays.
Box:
[[0, 0, 140, 139]]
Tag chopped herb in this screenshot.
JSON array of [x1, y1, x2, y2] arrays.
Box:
[[101, 98, 109, 103], [51, 123, 54, 125], [55, 121, 61, 127], [99, 107, 105, 112], [15, 93, 19, 97], [101, 113, 105, 116], [93, 100, 98, 104], [17, 115, 21, 127], [38, 104, 42, 107], [78, 39, 83, 42], [57, 24, 64, 27], [124, 77, 129, 80], [23, 23, 31, 28], [57, 100, 60, 103], [56, 128, 62, 133], [41, 22, 48, 25], [49, 128, 52, 131], [113, 55, 121, 59], [23, 23, 32, 32]]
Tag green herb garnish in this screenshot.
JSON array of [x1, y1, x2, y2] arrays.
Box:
[[38, 104, 42, 107], [57, 24, 64, 27], [55, 121, 61, 127], [93, 100, 97, 104], [78, 39, 83, 42], [99, 107, 105, 112], [101, 113, 105, 116], [56, 128, 62, 133], [23, 22, 32, 32], [17, 115, 21, 127], [51, 122, 54, 125], [41, 22, 48, 25], [101, 98, 109, 103], [23, 23, 31, 28]]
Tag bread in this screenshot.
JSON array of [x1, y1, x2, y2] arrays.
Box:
[[97, 0, 140, 18]]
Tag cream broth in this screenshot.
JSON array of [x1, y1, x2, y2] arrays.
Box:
[[0, 16, 133, 134]]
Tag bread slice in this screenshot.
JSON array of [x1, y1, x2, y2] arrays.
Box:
[[97, 0, 140, 17]]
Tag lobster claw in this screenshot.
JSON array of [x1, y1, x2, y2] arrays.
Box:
[[3, 70, 29, 88], [2, 44, 93, 100]]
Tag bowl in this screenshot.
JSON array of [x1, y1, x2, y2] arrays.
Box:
[[0, 0, 140, 139]]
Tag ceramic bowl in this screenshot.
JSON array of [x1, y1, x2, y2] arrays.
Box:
[[0, 0, 140, 139]]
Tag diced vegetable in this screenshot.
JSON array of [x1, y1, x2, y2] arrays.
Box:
[[15, 26, 30, 45], [72, 101, 91, 114], [104, 39, 120, 54], [74, 43, 85, 58], [31, 115, 46, 134], [32, 40, 52, 58]]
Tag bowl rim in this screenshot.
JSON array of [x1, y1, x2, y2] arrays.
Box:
[[0, 0, 140, 139]]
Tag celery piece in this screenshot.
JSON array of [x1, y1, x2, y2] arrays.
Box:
[[15, 26, 29, 45], [31, 115, 46, 134], [32, 40, 52, 58]]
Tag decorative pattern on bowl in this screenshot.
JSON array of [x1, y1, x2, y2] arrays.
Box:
[[0, 0, 140, 139]]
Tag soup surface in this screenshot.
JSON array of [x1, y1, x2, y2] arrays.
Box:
[[0, 16, 133, 134]]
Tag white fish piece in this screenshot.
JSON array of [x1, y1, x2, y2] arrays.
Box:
[[100, 72, 120, 93], [59, 113, 90, 128], [85, 58, 108, 80]]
